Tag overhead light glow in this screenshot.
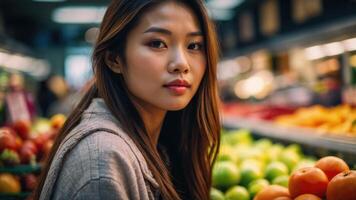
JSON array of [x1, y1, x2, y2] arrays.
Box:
[[0, 51, 49, 79], [343, 37, 356, 51], [207, 8, 234, 21], [305, 45, 324, 60], [52, 6, 106, 24], [323, 42, 344, 56]]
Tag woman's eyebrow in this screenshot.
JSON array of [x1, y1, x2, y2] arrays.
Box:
[[144, 27, 171, 35], [143, 26, 203, 37]]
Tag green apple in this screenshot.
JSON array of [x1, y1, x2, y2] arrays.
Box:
[[212, 161, 240, 190], [272, 175, 289, 188], [239, 160, 264, 186], [225, 129, 253, 146], [264, 161, 289, 181], [210, 187, 225, 200], [265, 144, 284, 162], [285, 144, 302, 155], [248, 179, 269, 198], [278, 150, 301, 172], [217, 145, 238, 164], [292, 159, 316, 172], [225, 186, 250, 200], [254, 138, 273, 150]]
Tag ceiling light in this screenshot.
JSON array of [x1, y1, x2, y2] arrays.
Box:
[[323, 42, 344, 56], [305, 45, 324, 60], [52, 6, 106, 24], [343, 37, 356, 51]]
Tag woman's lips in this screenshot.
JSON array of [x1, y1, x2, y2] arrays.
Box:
[[163, 79, 191, 95], [164, 85, 188, 95]]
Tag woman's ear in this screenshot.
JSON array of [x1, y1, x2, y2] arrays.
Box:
[[104, 51, 123, 74]]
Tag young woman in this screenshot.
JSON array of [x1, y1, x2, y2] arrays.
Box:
[[34, 0, 220, 199]]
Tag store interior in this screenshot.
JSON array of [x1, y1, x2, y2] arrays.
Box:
[[0, 0, 356, 199]]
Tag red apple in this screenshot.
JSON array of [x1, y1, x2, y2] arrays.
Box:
[[32, 133, 51, 153], [19, 141, 38, 164], [22, 174, 37, 191], [12, 120, 31, 140], [0, 129, 17, 151]]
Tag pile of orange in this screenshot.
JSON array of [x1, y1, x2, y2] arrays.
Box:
[[254, 156, 356, 200]]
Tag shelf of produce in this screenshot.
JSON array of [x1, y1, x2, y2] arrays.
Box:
[[0, 164, 41, 175], [223, 116, 356, 165]]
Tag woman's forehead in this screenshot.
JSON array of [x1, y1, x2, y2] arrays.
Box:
[[135, 2, 202, 33]]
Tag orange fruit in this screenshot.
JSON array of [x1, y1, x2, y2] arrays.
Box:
[[288, 167, 328, 198], [294, 194, 321, 200], [314, 156, 349, 181], [254, 185, 290, 200], [327, 170, 356, 200], [0, 173, 21, 193], [274, 197, 292, 200]]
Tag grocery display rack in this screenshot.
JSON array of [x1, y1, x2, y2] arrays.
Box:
[[223, 116, 356, 166], [0, 164, 41, 200]]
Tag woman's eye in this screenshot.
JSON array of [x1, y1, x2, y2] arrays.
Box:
[[147, 40, 166, 49], [188, 42, 204, 51]]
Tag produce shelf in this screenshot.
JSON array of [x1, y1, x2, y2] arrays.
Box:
[[0, 192, 31, 200], [223, 116, 356, 165], [0, 164, 41, 175]]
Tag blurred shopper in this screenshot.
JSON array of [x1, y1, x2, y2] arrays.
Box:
[[5, 73, 36, 122], [34, 0, 220, 200], [36, 75, 58, 117], [46, 75, 74, 117]]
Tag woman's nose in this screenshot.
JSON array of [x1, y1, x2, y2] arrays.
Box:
[[167, 47, 190, 74]]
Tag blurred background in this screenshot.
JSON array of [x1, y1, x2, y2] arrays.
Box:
[[0, 0, 356, 199], [0, 0, 355, 118]]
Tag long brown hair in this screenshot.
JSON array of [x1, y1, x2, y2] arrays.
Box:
[[34, 0, 220, 199]]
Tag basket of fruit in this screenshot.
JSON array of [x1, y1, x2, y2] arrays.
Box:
[[0, 114, 66, 199]]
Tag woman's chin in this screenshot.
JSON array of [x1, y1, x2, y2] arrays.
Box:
[[165, 102, 189, 111]]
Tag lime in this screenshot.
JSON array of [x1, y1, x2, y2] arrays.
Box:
[[264, 161, 289, 181], [217, 145, 238, 163], [210, 187, 225, 200], [225, 186, 250, 200], [225, 129, 252, 146], [278, 150, 300, 171], [212, 161, 240, 189], [254, 138, 273, 150], [265, 144, 284, 162], [285, 144, 302, 155], [292, 159, 316, 172], [248, 179, 269, 198], [239, 163, 264, 187], [272, 175, 289, 188]]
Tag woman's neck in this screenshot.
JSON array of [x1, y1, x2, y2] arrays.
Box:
[[130, 98, 166, 147]]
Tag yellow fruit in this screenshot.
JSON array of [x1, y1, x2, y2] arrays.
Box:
[[50, 114, 67, 129], [0, 173, 21, 193]]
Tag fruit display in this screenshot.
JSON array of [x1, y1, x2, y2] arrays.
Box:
[[0, 114, 66, 196], [210, 129, 355, 200], [222, 103, 296, 121], [275, 104, 356, 136]]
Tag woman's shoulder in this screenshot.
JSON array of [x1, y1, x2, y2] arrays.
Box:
[[63, 129, 151, 180], [52, 131, 158, 199]]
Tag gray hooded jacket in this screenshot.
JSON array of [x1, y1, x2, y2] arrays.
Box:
[[39, 98, 160, 200]]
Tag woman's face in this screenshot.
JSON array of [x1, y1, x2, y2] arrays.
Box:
[[122, 2, 206, 112]]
